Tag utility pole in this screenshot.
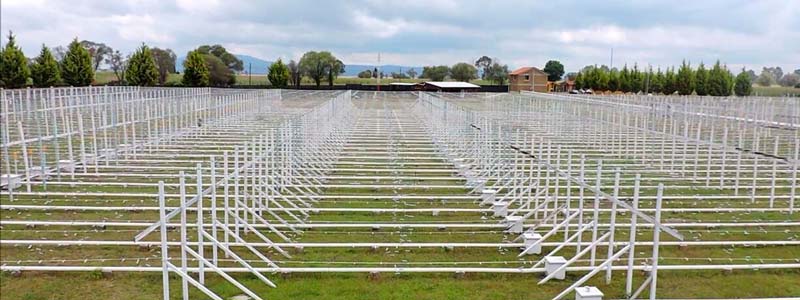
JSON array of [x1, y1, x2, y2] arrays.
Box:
[[377, 53, 381, 92], [610, 48, 614, 69], [248, 63, 252, 86]]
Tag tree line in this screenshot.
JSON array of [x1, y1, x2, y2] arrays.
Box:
[[575, 60, 800, 97], [4, 32, 797, 91], [0, 32, 350, 88]]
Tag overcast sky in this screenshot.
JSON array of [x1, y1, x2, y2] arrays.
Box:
[[1, 0, 798, 72]]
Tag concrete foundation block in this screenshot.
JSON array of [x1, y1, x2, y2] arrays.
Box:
[[480, 189, 497, 206], [492, 201, 509, 217], [504, 216, 523, 233], [545, 256, 567, 280], [575, 286, 603, 300], [28, 166, 50, 180], [58, 160, 76, 172], [522, 232, 543, 255], [99, 148, 118, 160], [1, 174, 22, 190]]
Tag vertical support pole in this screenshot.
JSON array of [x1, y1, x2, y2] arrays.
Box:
[[158, 181, 170, 300], [577, 155, 586, 252], [650, 184, 664, 300], [224, 151, 230, 252], [769, 136, 779, 208], [791, 138, 798, 214], [210, 156, 218, 265], [625, 174, 640, 297], [564, 150, 573, 242], [606, 168, 621, 284], [196, 163, 205, 284], [591, 160, 603, 266], [720, 126, 728, 188], [178, 172, 189, 300], [234, 146, 240, 237]]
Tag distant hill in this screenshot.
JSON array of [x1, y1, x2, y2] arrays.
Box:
[[342, 65, 422, 77], [176, 54, 422, 77], [236, 55, 273, 74]]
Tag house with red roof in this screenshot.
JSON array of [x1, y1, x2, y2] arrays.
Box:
[[508, 67, 548, 92]]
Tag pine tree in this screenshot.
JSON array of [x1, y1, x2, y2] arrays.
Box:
[[722, 65, 734, 96], [734, 68, 752, 96], [707, 60, 732, 96], [596, 68, 609, 91], [30, 44, 61, 87], [675, 60, 694, 95], [0, 32, 30, 88], [631, 64, 643, 93], [267, 59, 290, 87], [650, 68, 664, 94], [61, 38, 94, 86], [585, 66, 600, 90], [182, 50, 209, 87], [619, 65, 631, 93], [694, 62, 709, 96], [663, 67, 677, 95], [607, 69, 620, 92], [125, 44, 159, 86]]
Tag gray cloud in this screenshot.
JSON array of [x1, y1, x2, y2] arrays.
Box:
[[1, 0, 797, 72]]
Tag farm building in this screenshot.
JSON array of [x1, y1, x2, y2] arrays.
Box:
[[422, 81, 480, 92], [549, 79, 576, 92], [508, 67, 548, 92]]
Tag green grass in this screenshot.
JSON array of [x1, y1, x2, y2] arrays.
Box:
[[2, 270, 799, 300], [752, 85, 800, 97]]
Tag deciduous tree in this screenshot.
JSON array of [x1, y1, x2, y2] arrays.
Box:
[[406, 68, 417, 79], [543, 60, 565, 81], [287, 60, 301, 87], [357, 69, 372, 78], [108, 50, 128, 84], [484, 62, 509, 85], [327, 58, 345, 86], [151, 48, 176, 85], [298, 51, 339, 87], [421, 65, 449, 81], [203, 54, 235, 86], [474, 56, 492, 79], [197, 45, 243, 72], [779, 73, 800, 87], [756, 70, 774, 86], [450, 62, 477, 82], [80, 40, 112, 71]]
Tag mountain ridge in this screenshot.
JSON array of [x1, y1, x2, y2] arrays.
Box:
[[176, 54, 422, 77]]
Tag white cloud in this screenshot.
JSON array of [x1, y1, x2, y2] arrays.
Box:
[[106, 14, 173, 44], [0, 0, 796, 72]]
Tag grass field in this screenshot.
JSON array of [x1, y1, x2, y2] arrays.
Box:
[[91, 71, 496, 86], [752, 85, 800, 97]]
